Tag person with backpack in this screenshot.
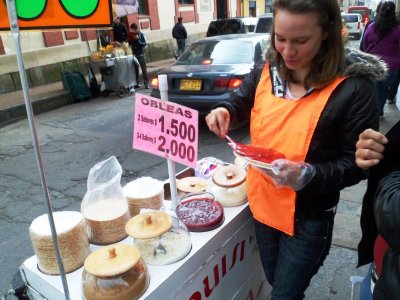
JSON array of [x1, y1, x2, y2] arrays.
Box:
[[128, 23, 149, 89]]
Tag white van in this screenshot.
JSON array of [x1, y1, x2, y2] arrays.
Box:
[[341, 13, 363, 39]]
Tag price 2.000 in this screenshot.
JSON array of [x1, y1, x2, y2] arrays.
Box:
[[158, 137, 195, 162]]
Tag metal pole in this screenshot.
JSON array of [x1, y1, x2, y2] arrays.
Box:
[[5, 1, 71, 299], [158, 75, 179, 210]]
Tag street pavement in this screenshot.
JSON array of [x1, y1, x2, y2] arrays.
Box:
[[1, 39, 400, 298]]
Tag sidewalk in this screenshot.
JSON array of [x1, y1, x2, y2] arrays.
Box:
[[0, 58, 176, 127]]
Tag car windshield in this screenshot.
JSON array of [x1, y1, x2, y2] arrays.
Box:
[[255, 17, 272, 33], [177, 40, 255, 65], [343, 15, 359, 22]]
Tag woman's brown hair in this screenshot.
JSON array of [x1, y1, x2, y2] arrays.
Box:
[[268, 0, 345, 88]]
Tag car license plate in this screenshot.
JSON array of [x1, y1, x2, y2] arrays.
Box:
[[180, 79, 202, 91]]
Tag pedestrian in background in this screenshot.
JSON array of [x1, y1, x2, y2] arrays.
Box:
[[362, 1, 400, 116], [355, 122, 400, 300], [128, 23, 149, 89], [359, 1, 382, 51], [112, 16, 128, 44], [172, 17, 187, 59], [205, 0, 384, 298]]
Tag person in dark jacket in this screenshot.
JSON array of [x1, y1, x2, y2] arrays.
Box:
[[172, 17, 187, 59], [205, 0, 385, 298], [112, 17, 128, 43], [128, 23, 149, 89], [355, 122, 400, 300]]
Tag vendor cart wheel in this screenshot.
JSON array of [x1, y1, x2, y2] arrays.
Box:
[[101, 90, 110, 97], [117, 86, 128, 98]]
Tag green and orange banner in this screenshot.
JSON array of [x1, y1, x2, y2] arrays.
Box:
[[0, 0, 113, 30]]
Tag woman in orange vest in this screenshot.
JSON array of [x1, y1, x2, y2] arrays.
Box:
[[206, 0, 386, 298]]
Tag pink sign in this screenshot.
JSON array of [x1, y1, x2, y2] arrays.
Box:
[[133, 94, 199, 168]]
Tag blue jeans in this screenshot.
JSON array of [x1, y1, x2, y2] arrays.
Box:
[[254, 215, 334, 300], [359, 264, 373, 300], [375, 70, 398, 115], [176, 39, 186, 57]]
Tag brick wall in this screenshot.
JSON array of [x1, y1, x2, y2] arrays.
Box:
[[80, 30, 97, 41], [64, 31, 79, 40], [0, 36, 5, 55], [43, 31, 65, 47]]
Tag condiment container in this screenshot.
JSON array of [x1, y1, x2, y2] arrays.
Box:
[[125, 211, 191, 265], [176, 176, 207, 198], [176, 192, 225, 232], [82, 244, 149, 300], [29, 211, 90, 275], [206, 164, 247, 207], [123, 177, 164, 216]]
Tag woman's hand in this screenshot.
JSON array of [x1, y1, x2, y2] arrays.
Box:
[[253, 159, 316, 191], [355, 129, 388, 170], [205, 107, 230, 139]]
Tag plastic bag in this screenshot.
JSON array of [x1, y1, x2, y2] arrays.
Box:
[[81, 156, 130, 245]]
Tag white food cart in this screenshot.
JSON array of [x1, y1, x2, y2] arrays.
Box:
[[20, 172, 271, 299]]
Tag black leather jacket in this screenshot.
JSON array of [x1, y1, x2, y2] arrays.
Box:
[[358, 121, 400, 269], [214, 48, 385, 215]]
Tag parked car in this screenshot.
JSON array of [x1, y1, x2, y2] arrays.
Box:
[[206, 17, 257, 37], [341, 13, 363, 39], [150, 34, 269, 115], [254, 13, 273, 33]]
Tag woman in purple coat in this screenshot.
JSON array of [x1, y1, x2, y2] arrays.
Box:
[[362, 1, 400, 116]]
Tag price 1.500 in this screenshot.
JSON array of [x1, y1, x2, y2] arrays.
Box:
[[159, 116, 196, 142], [158, 137, 196, 162]]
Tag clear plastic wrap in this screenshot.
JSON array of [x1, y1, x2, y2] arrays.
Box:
[[253, 158, 316, 191], [81, 156, 130, 245]]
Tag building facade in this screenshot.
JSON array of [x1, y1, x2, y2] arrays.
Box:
[[0, 0, 242, 94]]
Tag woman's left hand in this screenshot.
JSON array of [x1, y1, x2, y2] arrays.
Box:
[[253, 159, 316, 191]]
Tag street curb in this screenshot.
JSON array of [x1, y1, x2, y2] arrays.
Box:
[[0, 63, 172, 128], [0, 92, 72, 128]]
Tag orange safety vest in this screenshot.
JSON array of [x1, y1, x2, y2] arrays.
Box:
[[247, 65, 346, 236]]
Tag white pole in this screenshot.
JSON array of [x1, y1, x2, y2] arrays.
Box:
[[5, 0, 70, 299], [158, 75, 179, 210]]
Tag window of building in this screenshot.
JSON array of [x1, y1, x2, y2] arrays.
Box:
[[178, 0, 194, 4], [265, 0, 272, 13], [249, 1, 256, 17], [138, 0, 149, 14]]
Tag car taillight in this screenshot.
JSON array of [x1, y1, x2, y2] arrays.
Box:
[[358, 22, 360, 29], [151, 77, 159, 89], [229, 78, 243, 89], [214, 78, 243, 90], [201, 59, 213, 65]]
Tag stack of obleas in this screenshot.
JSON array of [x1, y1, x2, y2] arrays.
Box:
[[82, 197, 130, 245], [29, 211, 90, 275]]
